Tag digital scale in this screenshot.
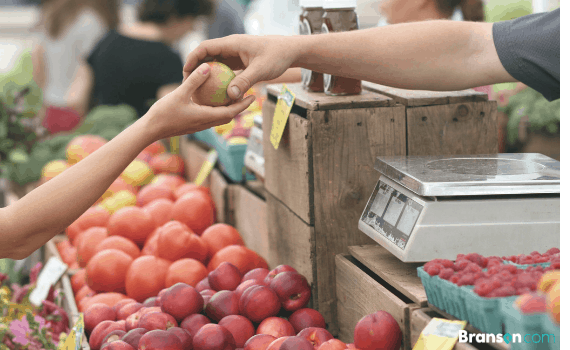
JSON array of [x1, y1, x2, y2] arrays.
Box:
[[358, 154, 560, 262]]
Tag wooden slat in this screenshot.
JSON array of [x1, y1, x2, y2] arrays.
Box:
[[210, 168, 229, 223], [180, 137, 212, 186], [229, 185, 270, 264], [244, 180, 266, 200], [263, 100, 313, 224], [311, 105, 407, 335], [336, 254, 416, 349], [363, 81, 489, 107], [348, 245, 427, 307], [410, 308, 484, 350], [266, 192, 315, 293], [266, 83, 395, 111], [407, 102, 499, 156]]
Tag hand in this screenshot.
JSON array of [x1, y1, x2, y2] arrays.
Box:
[[144, 63, 256, 141], [183, 35, 300, 100]]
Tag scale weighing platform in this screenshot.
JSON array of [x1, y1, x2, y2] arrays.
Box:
[[358, 154, 560, 262]]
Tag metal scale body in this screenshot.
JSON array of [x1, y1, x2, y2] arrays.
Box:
[[358, 154, 560, 262]]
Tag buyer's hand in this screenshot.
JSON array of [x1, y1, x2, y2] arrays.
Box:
[[146, 62, 255, 140], [183, 35, 299, 101]]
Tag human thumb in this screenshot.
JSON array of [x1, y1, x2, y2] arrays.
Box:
[[181, 63, 211, 96], [227, 64, 263, 100]]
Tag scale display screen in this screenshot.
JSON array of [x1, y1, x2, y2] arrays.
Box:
[[361, 180, 423, 250]]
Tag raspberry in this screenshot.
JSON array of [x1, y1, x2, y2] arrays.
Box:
[[457, 273, 476, 286], [439, 260, 454, 269], [453, 259, 470, 272], [550, 262, 560, 270], [546, 248, 560, 255], [514, 273, 537, 290], [474, 282, 494, 297], [530, 251, 541, 256], [487, 259, 502, 268], [426, 265, 441, 276], [536, 257, 549, 263], [438, 268, 455, 280], [465, 263, 483, 274], [487, 266, 501, 275], [456, 254, 466, 261], [450, 275, 460, 284], [516, 287, 531, 295], [519, 256, 535, 265], [493, 285, 516, 297], [466, 253, 484, 267], [480, 257, 489, 268], [499, 264, 518, 274]]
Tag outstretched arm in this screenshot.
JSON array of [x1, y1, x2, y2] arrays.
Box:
[[0, 63, 255, 260], [184, 20, 516, 100]]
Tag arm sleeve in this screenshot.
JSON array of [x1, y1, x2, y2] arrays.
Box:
[[73, 10, 108, 58], [492, 9, 560, 101]]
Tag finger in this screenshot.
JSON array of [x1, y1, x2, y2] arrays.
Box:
[[202, 95, 256, 123], [180, 63, 211, 96], [227, 62, 266, 100], [183, 37, 241, 81]]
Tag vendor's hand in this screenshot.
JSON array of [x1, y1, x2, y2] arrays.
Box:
[[183, 35, 299, 100], [144, 63, 255, 141]]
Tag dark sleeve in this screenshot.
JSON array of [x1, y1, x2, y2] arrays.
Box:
[[492, 9, 560, 101], [208, 0, 246, 39], [157, 48, 184, 86]]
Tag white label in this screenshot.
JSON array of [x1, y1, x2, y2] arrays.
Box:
[[397, 204, 420, 236], [384, 196, 405, 226], [422, 318, 466, 338], [29, 257, 68, 306], [370, 187, 391, 216]]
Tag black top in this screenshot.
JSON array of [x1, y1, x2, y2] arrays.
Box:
[[493, 9, 560, 101], [87, 30, 184, 117]]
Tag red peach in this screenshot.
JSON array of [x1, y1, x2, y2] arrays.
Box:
[[167, 327, 193, 350], [138, 329, 182, 350], [209, 262, 243, 292], [200, 289, 216, 306], [90, 321, 127, 350], [121, 328, 147, 349], [113, 299, 137, 314], [180, 314, 211, 339], [101, 330, 127, 346], [270, 272, 311, 312], [85, 303, 116, 335], [161, 283, 204, 322], [297, 327, 333, 350], [125, 307, 162, 331], [156, 289, 168, 306], [354, 311, 402, 350], [264, 265, 297, 285], [196, 277, 212, 292], [243, 334, 277, 350], [239, 285, 281, 323], [139, 312, 178, 331], [288, 308, 326, 333], [265, 337, 292, 350], [256, 317, 296, 338], [219, 315, 255, 348], [101, 340, 134, 350], [318, 339, 347, 350], [235, 280, 261, 299], [117, 302, 143, 321], [192, 323, 236, 350], [205, 290, 240, 322], [241, 268, 269, 285], [279, 337, 313, 350], [143, 297, 158, 308]]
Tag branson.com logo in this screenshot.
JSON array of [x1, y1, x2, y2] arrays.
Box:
[[458, 330, 557, 345]]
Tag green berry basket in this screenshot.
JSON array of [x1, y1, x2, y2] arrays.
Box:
[[447, 282, 470, 321], [505, 261, 552, 269], [463, 288, 512, 334], [417, 267, 447, 312], [541, 314, 560, 350], [501, 298, 551, 350]]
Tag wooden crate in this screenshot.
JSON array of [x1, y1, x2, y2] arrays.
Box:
[[263, 83, 406, 334], [336, 253, 419, 349], [362, 82, 498, 155]]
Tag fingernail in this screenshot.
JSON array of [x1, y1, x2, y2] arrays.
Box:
[[200, 63, 210, 74], [230, 86, 241, 99]]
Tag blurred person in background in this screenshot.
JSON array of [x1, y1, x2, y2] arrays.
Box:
[[31, 0, 119, 133], [207, 0, 246, 39], [85, 0, 213, 118], [378, 0, 484, 25]]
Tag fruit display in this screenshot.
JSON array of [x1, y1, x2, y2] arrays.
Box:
[[0, 263, 71, 349], [418, 249, 560, 336]]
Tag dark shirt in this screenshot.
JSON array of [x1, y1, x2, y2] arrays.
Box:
[[87, 30, 184, 117], [493, 9, 560, 101], [207, 0, 246, 39]]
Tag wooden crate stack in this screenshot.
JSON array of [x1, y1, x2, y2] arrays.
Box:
[[260, 82, 498, 335]]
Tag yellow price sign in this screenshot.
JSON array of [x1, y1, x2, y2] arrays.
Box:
[[194, 149, 218, 186], [270, 85, 296, 150], [58, 313, 84, 350], [170, 136, 180, 155], [413, 318, 467, 350]]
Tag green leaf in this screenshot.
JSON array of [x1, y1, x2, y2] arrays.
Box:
[[8, 148, 29, 164]]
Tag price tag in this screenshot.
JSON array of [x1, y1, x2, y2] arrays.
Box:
[[194, 149, 218, 186], [413, 318, 467, 350], [269, 85, 295, 150], [29, 257, 67, 307], [58, 313, 84, 350], [170, 136, 180, 155]]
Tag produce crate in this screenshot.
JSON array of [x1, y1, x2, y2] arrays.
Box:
[[362, 82, 498, 156], [226, 182, 270, 265], [410, 308, 490, 350], [541, 315, 560, 350], [262, 83, 498, 334], [335, 253, 419, 350], [190, 129, 255, 182]]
